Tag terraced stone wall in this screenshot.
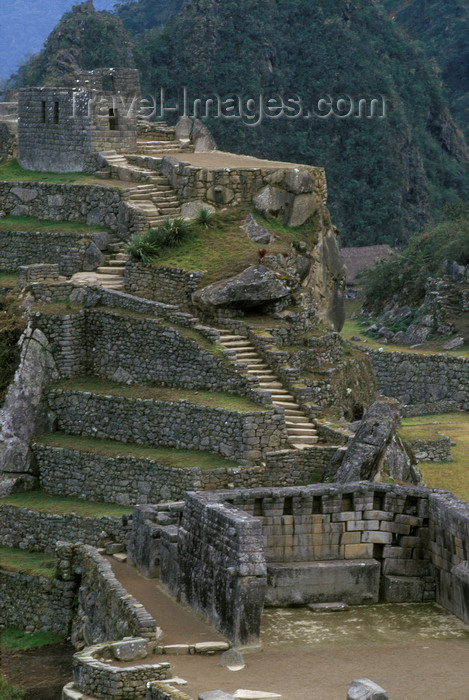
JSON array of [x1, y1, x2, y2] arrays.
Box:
[[124, 262, 205, 309], [369, 349, 469, 413], [0, 562, 75, 632], [33, 308, 258, 397], [0, 504, 130, 552], [45, 388, 286, 465], [0, 230, 108, 276], [0, 181, 126, 232], [32, 444, 336, 506]]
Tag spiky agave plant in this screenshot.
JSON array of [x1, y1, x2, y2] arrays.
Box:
[[125, 232, 160, 264]]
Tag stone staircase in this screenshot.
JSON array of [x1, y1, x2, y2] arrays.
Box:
[[99, 151, 182, 230], [217, 330, 319, 449]]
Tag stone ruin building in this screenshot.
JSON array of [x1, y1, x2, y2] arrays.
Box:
[[18, 67, 140, 172]]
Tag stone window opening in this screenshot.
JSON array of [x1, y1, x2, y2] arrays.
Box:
[[109, 108, 118, 131], [53, 101, 59, 124], [312, 496, 322, 514], [41, 101, 46, 124]]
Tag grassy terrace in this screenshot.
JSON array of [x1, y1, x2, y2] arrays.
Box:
[[0, 628, 65, 651], [1, 491, 132, 518], [149, 207, 319, 285], [0, 214, 111, 235], [399, 413, 469, 502], [34, 433, 239, 470], [0, 158, 124, 187], [51, 376, 266, 412], [0, 546, 56, 579]]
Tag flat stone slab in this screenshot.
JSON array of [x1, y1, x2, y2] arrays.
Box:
[[112, 552, 128, 563], [163, 644, 190, 655], [195, 641, 230, 654], [199, 692, 234, 700], [111, 637, 147, 661], [265, 560, 380, 606], [234, 691, 282, 699], [307, 601, 350, 612]]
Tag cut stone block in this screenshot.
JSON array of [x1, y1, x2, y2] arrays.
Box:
[[381, 575, 425, 603], [111, 637, 148, 661], [164, 644, 190, 655], [307, 601, 350, 612], [234, 691, 282, 699], [194, 642, 230, 654], [265, 560, 380, 606]]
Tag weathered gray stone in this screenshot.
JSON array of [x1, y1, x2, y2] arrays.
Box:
[[82, 242, 104, 271], [284, 168, 315, 194], [442, 336, 464, 350], [285, 193, 317, 227], [347, 679, 388, 700], [307, 601, 350, 612], [193, 265, 291, 310], [90, 231, 110, 251], [199, 692, 234, 700], [192, 119, 217, 152], [243, 214, 273, 244], [175, 116, 193, 141], [328, 400, 418, 484], [110, 637, 148, 661], [253, 185, 293, 220]]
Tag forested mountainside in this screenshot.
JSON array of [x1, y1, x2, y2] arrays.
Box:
[[0, 0, 115, 80], [8, 0, 469, 246], [382, 0, 469, 141]]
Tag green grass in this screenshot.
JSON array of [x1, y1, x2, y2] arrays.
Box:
[[400, 412, 469, 502], [51, 376, 266, 412], [32, 301, 81, 316], [150, 207, 320, 285], [0, 272, 19, 288], [1, 491, 132, 517], [0, 158, 108, 185], [0, 215, 111, 235], [0, 676, 24, 700], [34, 433, 239, 470], [0, 628, 65, 651], [0, 546, 56, 578], [342, 299, 469, 358]]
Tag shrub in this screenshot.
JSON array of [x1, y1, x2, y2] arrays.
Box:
[[125, 233, 160, 264], [0, 676, 24, 700], [195, 207, 215, 228], [126, 218, 195, 263]]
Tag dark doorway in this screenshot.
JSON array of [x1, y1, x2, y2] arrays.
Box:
[[109, 108, 118, 131]]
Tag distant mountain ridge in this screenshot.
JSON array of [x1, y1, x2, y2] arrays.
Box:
[[0, 0, 116, 81]]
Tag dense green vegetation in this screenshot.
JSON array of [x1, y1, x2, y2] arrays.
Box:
[[361, 203, 469, 310], [9, 0, 469, 246], [0, 290, 24, 403], [382, 0, 469, 142]]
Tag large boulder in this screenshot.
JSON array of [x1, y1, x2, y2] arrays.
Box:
[[193, 265, 291, 311], [326, 400, 421, 484], [192, 119, 217, 152], [0, 326, 58, 491], [347, 679, 388, 700], [243, 214, 273, 244], [309, 227, 346, 331]]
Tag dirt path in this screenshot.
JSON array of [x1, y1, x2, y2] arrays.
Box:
[[107, 557, 227, 645], [1, 641, 74, 700]]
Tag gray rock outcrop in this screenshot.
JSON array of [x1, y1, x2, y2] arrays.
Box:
[[243, 214, 273, 244], [326, 400, 421, 484], [193, 265, 291, 311], [191, 119, 218, 152], [0, 325, 58, 493]]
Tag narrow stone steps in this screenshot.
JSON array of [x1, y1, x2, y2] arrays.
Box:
[[96, 267, 125, 275]]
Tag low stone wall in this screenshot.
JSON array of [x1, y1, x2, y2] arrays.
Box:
[[124, 262, 205, 309], [407, 436, 452, 462], [0, 566, 75, 632], [0, 503, 130, 552], [45, 388, 286, 464], [369, 349, 469, 411], [147, 682, 193, 700], [72, 643, 170, 700], [0, 230, 109, 276], [71, 544, 158, 646], [0, 181, 126, 232], [33, 443, 337, 505]]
